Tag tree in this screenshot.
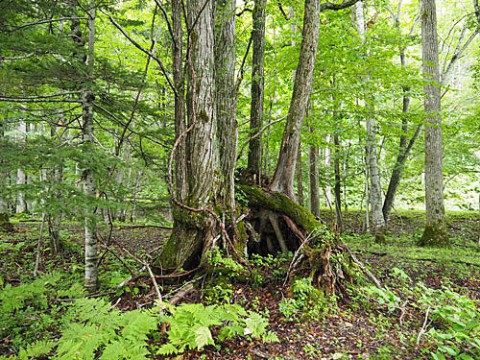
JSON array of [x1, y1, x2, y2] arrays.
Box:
[[216, 0, 238, 231], [160, 0, 219, 269], [355, 1, 385, 242], [247, 0, 267, 185], [419, 0, 449, 246]]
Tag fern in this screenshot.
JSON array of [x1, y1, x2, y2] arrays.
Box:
[[18, 340, 57, 360], [56, 298, 158, 360], [157, 302, 277, 355]]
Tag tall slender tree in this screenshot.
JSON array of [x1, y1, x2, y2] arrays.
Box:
[[247, 0, 267, 185], [355, 1, 385, 242], [419, 0, 448, 246]]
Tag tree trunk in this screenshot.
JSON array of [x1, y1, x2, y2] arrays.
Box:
[[0, 119, 13, 232], [269, 0, 319, 200], [295, 144, 304, 206], [419, 0, 448, 246], [160, 0, 219, 269], [16, 118, 27, 214], [70, 0, 99, 292], [309, 142, 320, 217], [216, 0, 238, 231], [333, 133, 343, 231], [355, 1, 385, 242], [172, 0, 188, 202], [247, 0, 267, 185]]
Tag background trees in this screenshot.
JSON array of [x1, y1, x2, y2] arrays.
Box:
[[0, 0, 479, 278]]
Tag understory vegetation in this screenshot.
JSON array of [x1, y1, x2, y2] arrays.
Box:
[[1, 211, 479, 359]]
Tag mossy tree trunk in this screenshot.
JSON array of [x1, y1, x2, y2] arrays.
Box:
[[159, 0, 219, 270]]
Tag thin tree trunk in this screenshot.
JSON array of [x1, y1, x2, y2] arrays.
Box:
[[419, 0, 448, 246], [172, 0, 188, 202], [0, 119, 12, 232], [269, 0, 320, 199], [333, 133, 343, 231], [70, 0, 98, 291], [296, 143, 304, 206], [356, 1, 385, 242], [309, 140, 320, 217], [247, 0, 267, 185], [16, 118, 27, 213]]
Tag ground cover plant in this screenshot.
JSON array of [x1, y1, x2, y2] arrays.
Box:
[[1, 211, 480, 359]]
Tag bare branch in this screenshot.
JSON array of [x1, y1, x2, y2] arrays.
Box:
[[153, 0, 175, 43], [106, 14, 177, 96], [320, 0, 360, 12], [6, 17, 87, 32]]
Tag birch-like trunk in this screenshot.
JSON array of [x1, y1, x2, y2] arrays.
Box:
[[70, 0, 98, 291], [247, 0, 267, 185], [309, 141, 320, 217], [419, 0, 449, 246], [16, 118, 27, 213], [355, 1, 385, 242], [0, 119, 12, 231], [269, 0, 319, 200]]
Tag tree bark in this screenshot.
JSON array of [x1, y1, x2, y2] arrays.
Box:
[[215, 0, 238, 229], [172, 0, 188, 202], [247, 0, 267, 185], [295, 143, 304, 206], [419, 0, 449, 246], [309, 141, 320, 217], [70, 0, 98, 292], [269, 0, 319, 200], [160, 0, 219, 269], [16, 118, 27, 214], [333, 133, 343, 231], [0, 119, 13, 232]]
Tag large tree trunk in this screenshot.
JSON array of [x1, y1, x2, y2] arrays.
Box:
[[160, 0, 219, 269], [419, 0, 448, 246], [216, 0, 238, 230], [247, 0, 267, 185], [355, 1, 385, 242], [269, 0, 319, 200]]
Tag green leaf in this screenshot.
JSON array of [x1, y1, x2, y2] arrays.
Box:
[[194, 326, 215, 350]]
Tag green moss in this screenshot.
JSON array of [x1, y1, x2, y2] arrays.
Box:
[[418, 223, 450, 247], [237, 185, 319, 232]]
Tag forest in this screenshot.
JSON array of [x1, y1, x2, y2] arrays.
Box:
[[1, 0, 480, 358]]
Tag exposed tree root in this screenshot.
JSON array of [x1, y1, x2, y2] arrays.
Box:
[[239, 185, 370, 295]]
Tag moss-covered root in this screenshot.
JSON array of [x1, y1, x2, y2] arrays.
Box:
[[418, 223, 450, 247]]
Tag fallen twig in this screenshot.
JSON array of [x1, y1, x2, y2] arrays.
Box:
[[416, 305, 431, 345]]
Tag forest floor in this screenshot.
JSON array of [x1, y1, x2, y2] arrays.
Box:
[[1, 210, 480, 359]]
